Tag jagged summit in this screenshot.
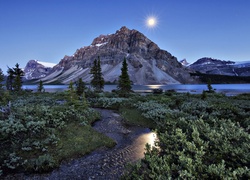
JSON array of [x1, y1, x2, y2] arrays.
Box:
[[24, 60, 54, 80], [192, 57, 234, 66], [180, 59, 189, 66], [28, 26, 196, 84]]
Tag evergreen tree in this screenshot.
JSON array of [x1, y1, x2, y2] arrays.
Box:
[[207, 78, 214, 93], [90, 59, 97, 89], [117, 57, 132, 95], [37, 80, 45, 92], [0, 68, 6, 102], [90, 56, 104, 92], [6, 67, 14, 91], [13, 63, 24, 92], [67, 81, 78, 105], [76, 78, 86, 96], [0, 68, 4, 92], [67, 81, 88, 109], [7, 63, 24, 92]]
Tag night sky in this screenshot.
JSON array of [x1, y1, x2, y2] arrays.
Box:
[[1, 0, 250, 73]]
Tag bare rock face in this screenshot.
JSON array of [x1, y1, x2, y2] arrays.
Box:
[[41, 26, 196, 84], [180, 59, 189, 66], [189, 57, 250, 76], [24, 60, 53, 80]]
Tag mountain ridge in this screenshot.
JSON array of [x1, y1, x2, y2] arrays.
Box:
[[24, 26, 196, 85], [189, 57, 250, 76], [24, 60, 55, 80]]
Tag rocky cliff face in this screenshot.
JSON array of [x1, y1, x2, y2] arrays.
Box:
[[40, 26, 196, 84], [189, 57, 250, 76], [24, 60, 55, 80], [179, 59, 189, 66]]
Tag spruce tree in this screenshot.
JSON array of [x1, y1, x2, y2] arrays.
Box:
[[67, 80, 88, 109], [8, 63, 24, 92], [0, 68, 4, 92], [0, 68, 5, 102], [90, 59, 97, 89], [6, 67, 14, 91], [76, 78, 86, 96], [97, 57, 104, 91], [117, 57, 131, 95], [67, 81, 78, 105], [37, 80, 45, 92], [207, 78, 214, 93], [90, 56, 104, 92]]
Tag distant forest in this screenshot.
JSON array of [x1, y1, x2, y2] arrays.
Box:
[[190, 73, 250, 84]]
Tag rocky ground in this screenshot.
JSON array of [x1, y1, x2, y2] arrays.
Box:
[[5, 109, 154, 180]]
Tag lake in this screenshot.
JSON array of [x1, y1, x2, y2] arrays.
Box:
[[23, 84, 250, 95]]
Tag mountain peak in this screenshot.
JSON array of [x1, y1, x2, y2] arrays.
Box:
[[36, 27, 196, 84], [117, 26, 130, 33], [24, 60, 54, 80], [91, 34, 109, 46], [180, 59, 189, 66]]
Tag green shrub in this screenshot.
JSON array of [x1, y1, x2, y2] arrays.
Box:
[[0, 93, 109, 176], [122, 93, 250, 179]]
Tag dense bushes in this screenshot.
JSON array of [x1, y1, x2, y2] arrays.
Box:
[[1, 89, 249, 179], [0, 92, 110, 175], [123, 93, 250, 179]]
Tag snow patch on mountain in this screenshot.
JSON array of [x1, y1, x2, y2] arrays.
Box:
[[36, 60, 56, 68]]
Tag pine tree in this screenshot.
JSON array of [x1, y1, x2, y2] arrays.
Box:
[[207, 78, 214, 93], [37, 80, 45, 92], [90, 59, 97, 89], [67, 80, 88, 109], [7, 63, 25, 92], [67, 81, 78, 105], [0, 68, 5, 102], [90, 56, 104, 92], [6, 67, 14, 91], [0, 68, 4, 92], [117, 57, 132, 95], [97, 57, 104, 91], [76, 78, 86, 96]]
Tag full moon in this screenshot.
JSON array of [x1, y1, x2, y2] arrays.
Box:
[[146, 17, 157, 28]]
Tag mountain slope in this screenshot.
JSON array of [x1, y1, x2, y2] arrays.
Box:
[[39, 26, 196, 85], [24, 60, 56, 80], [189, 57, 250, 76]]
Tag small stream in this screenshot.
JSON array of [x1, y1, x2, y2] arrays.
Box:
[[5, 109, 156, 180]]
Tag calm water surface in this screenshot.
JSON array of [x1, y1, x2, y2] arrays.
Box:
[[23, 84, 250, 95]]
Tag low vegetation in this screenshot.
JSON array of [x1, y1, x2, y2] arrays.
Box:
[[0, 91, 114, 176], [0, 67, 249, 179], [121, 92, 250, 179], [87, 90, 250, 178]]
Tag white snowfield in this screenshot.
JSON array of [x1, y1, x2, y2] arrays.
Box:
[[36, 60, 57, 68]]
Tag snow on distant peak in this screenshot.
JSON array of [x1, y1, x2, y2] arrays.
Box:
[[36, 60, 56, 68], [95, 42, 108, 47]]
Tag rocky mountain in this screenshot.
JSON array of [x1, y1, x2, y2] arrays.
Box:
[[24, 60, 56, 80], [38, 26, 196, 85], [179, 59, 189, 66], [189, 57, 250, 76]]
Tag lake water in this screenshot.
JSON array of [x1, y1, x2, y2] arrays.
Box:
[[23, 84, 250, 95]]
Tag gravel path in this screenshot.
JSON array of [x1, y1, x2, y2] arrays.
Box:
[[5, 109, 154, 180]]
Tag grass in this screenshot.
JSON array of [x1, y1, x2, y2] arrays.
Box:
[[50, 123, 115, 164], [120, 107, 156, 129], [0, 92, 117, 174]]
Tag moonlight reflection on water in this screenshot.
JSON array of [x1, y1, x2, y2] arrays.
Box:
[[132, 131, 158, 159]]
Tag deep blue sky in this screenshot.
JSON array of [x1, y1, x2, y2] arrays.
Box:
[[1, 0, 250, 73]]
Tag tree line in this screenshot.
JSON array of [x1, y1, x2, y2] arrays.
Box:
[[0, 57, 132, 95]]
